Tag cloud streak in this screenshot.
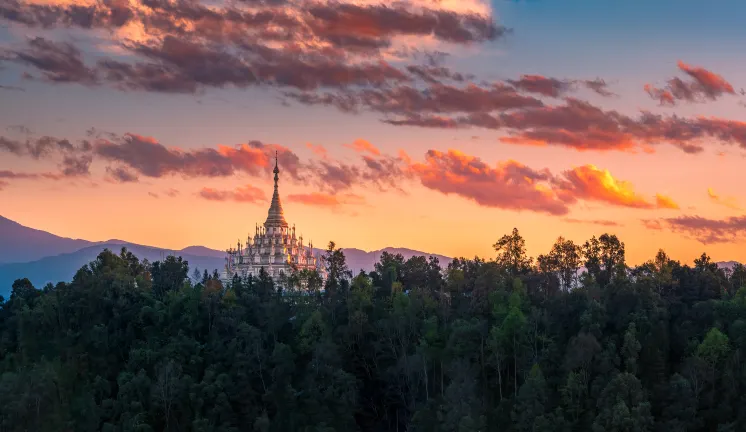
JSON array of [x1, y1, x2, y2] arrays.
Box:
[[198, 184, 267, 204], [707, 187, 741, 210]]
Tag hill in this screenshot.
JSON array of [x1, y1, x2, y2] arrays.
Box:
[[0, 242, 225, 298], [0, 216, 94, 264], [0, 242, 453, 298]]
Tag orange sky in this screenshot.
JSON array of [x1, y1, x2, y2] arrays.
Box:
[[2, 0, 746, 266]]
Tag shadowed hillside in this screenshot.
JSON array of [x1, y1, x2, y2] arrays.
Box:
[[0, 216, 94, 264]]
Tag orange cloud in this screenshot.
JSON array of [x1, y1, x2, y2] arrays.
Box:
[[287, 192, 366, 208], [344, 139, 381, 156], [306, 143, 328, 159], [407, 149, 571, 215], [558, 165, 678, 210], [707, 187, 741, 210], [198, 184, 267, 204], [645, 61, 736, 106], [678, 61, 735, 95], [656, 194, 680, 210]]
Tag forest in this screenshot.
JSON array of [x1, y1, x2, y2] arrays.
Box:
[[1, 228, 745, 432]]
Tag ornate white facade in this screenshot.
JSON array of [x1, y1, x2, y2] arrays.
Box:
[[222, 155, 322, 285]]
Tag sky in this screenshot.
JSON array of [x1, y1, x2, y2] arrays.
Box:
[[1, 0, 746, 265]]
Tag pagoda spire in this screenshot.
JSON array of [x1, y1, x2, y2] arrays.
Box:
[[265, 150, 289, 228]]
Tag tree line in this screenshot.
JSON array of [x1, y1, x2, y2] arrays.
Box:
[[1, 229, 745, 431]]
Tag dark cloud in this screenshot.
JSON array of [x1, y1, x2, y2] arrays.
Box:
[[0, 134, 89, 158], [61, 154, 92, 176], [378, 97, 746, 154], [27, 136, 75, 158], [93, 133, 306, 180], [507, 75, 573, 98], [9, 37, 97, 84], [106, 166, 139, 183], [0, 84, 25, 91], [1, 0, 504, 95], [0, 0, 133, 29], [663, 215, 746, 244], [582, 78, 615, 97], [406, 64, 473, 84], [306, 3, 506, 47], [0, 137, 24, 155]]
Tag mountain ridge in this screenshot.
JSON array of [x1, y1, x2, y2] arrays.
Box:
[[0, 215, 453, 297]]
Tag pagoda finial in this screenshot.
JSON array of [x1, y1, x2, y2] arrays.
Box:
[[273, 150, 279, 184], [265, 149, 288, 228]]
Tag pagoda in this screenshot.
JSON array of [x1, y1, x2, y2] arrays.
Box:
[[222, 153, 322, 285]]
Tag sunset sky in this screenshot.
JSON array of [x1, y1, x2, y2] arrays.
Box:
[[2, 0, 746, 265]]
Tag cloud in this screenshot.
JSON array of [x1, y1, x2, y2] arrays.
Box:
[[8, 37, 97, 84], [306, 143, 328, 159], [344, 139, 380, 156], [507, 75, 573, 98], [655, 194, 680, 210], [105, 166, 139, 183], [60, 154, 92, 176], [164, 188, 179, 197], [1, 0, 504, 95], [404, 150, 678, 214], [407, 149, 571, 215], [286, 192, 365, 208], [707, 187, 740, 210], [641, 219, 664, 231], [0, 137, 24, 155], [663, 215, 746, 244], [645, 61, 736, 106], [405, 64, 473, 84], [0, 134, 90, 160], [292, 81, 544, 116], [0, 169, 61, 181], [94, 133, 297, 179], [583, 78, 615, 97], [0, 170, 55, 180], [198, 184, 267, 204], [555, 165, 678, 209]]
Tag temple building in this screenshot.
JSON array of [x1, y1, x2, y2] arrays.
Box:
[[222, 154, 323, 285]]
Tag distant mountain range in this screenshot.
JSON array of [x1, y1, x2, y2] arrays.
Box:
[[0, 216, 452, 298]]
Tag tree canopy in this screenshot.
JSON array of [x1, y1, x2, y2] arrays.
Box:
[[1, 230, 745, 431]]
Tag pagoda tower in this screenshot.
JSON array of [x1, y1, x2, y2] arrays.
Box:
[[221, 153, 323, 286]]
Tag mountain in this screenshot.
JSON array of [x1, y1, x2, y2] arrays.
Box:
[[0, 215, 454, 298], [0, 216, 94, 264], [0, 243, 453, 298], [0, 242, 225, 298], [342, 247, 452, 273]]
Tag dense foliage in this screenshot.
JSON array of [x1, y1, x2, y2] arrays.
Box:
[[2, 230, 746, 431]]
